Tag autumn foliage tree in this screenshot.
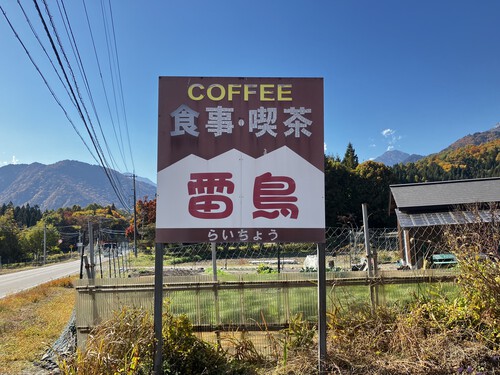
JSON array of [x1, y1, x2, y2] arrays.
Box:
[[0, 207, 23, 262], [392, 139, 500, 182], [126, 197, 156, 248]]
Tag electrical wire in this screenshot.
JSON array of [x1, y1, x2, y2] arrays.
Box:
[[56, 0, 130, 208], [34, 0, 131, 210], [106, 0, 135, 173], [0, 3, 99, 165], [1, 1, 136, 211], [81, 0, 126, 172], [57, 0, 122, 175]]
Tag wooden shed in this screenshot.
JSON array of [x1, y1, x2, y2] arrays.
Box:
[[389, 177, 500, 268]]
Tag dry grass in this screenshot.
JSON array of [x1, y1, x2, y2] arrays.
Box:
[[262, 303, 500, 375], [0, 277, 75, 374], [60, 307, 155, 375]]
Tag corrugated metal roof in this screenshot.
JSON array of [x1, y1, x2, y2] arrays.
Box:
[[390, 178, 500, 209], [395, 208, 499, 229]]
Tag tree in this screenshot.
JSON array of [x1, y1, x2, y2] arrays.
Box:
[[126, 197, 156, 248], [0, 208, 24, 263], [12, 204, 42, 227], [19, 221, 61, 262], [324, 156, 357, 227], [441, 204, 500, 342], [342, 142, 359, 170], [355, 161, 397, 227]]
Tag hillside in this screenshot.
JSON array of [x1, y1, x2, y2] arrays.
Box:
[[374, 124, 499, 167], [391, 139, 500, 182], [423, 139, 500, 172], [0, 160, 156, 211], [442, 123, 500, 152]]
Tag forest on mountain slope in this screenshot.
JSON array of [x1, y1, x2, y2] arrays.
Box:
[[391, 139, 500, 183], [0, 139, 498, 264], [325, 139, 499, 228]]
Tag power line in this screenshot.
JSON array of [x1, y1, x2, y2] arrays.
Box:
[[107, 0, 135, 173], [16, 0, 77, 109], [81, 0, 126, 173], [35, 0, 130, 210], [56, 0, 122, 175], [56, 0, 131, 209], [1, 3, 99, 164], [2, 1, 135, 211]]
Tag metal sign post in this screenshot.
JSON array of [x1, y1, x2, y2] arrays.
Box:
[[317, 242, 327, 373], [153, 242, 164, 375]]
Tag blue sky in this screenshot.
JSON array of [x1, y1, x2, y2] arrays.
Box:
[[0, 0, 499, 182]]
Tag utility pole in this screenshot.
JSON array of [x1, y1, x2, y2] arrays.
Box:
[[43, 223, 47, 265], [133, 174, 138, 257], [89, 221, 95, 279], [78, 232, 84, 279]]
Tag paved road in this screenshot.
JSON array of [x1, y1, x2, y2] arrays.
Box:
[[0, 259, 82, 299]]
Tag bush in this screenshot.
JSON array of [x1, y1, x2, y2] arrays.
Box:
[[256, 264, 275, 274], [60, 305, 257, 375]]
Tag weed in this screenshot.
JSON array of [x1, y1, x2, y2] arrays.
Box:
[[60, 304, 259, 375], [256, 264, 276, 274]]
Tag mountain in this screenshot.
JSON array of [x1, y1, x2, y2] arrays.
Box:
[[441, 123, 500, 152], [374, 124, 499, 166], [0, 160, 156, 211], [374, 150, 424, 166]]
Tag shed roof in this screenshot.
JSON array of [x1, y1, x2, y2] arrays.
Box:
[[390, 177, 500, 211], [395, 208, 499, 229]]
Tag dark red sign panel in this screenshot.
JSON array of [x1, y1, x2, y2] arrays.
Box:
[[156, 77, 324, 243]]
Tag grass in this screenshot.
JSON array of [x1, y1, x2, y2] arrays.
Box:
[[162, 281, 459, 327], [125, 252, 461, 326], [128, 251, 155, 268], [0, 277, 75, 374]]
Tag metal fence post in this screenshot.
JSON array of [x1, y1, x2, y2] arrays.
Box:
[[153, 243, 164, 375], [211, 242, 217, 282], [362, 203, 373, 277], [211, 242, 221, 327]]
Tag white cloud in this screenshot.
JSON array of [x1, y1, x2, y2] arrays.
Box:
[[2, 155, 19, 165], [324, 142, 327, 152], [381, 129, 403, 151], [382, 128, 395, 137]]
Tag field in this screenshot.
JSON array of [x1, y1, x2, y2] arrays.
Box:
[[123, 250, 458, 329], [0, 278, 75, 374], [162, 278, 460, 327]]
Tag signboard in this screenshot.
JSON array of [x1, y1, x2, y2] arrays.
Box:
[[156, 76, 324, 243]]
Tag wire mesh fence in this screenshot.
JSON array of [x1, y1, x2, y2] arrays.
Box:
[[153, 227, 401, 276], [79, 227, 407, 279], [74, 227, 464, 349]]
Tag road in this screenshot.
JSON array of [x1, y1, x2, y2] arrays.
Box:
[[0, 259, 82, 299]]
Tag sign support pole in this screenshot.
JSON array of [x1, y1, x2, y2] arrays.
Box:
[[317, 242, 327, 373], [153, 243, 164, 375]]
